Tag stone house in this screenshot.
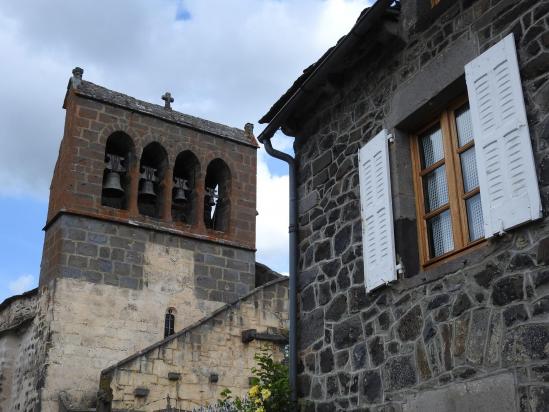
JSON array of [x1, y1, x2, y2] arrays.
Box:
[[0, 68, 288, 412], [259, 0, 549, 411]]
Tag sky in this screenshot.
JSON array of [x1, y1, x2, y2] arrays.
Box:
[[0, 0, 371, 302]]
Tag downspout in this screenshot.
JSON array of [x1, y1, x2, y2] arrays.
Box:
[[258, 136, 298, 407]]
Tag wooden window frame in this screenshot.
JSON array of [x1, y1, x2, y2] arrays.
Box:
[[410, 95, 485, 268]]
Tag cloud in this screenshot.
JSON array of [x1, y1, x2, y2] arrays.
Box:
[[256, 149, 290, 272], [8, 274, 35, 295], [0, 0, 370, 270]]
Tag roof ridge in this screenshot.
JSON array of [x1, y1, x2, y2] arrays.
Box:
[[68, 79, 258, 147]]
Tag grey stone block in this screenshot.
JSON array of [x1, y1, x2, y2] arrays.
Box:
[[89, 258, 112, 273], [82, 271, 102, 284], [75, 243, 98, 257], [204, 254, 225, 267], [104, 273, 119, 286], [402, 373, 517, 412], [119, 276, 139, 290], [68, 228, 86, 241], [196, 276, 217, 289], [88, 233, 108, 245], [114, 262, 131, 277], [226, 259, 249, 271], [68, 255, 89, 270]]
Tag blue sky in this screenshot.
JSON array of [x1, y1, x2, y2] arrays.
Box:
[[0, 0, 370, 302]]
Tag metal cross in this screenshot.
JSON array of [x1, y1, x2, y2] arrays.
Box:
[[162, 92, 174, 110]]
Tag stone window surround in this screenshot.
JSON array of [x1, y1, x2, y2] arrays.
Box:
[[379, 32, 530, 291]]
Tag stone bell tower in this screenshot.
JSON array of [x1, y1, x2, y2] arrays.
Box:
[[37, 67, 259, 410]]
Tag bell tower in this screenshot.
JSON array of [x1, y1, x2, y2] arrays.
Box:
[[37, 67, 259, 410]]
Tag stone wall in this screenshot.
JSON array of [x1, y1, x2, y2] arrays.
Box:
[[292, 1, 549, 411], [37, 214, 257, 411], [0, 289, 37, 332], [103, 278, 289, 412], [0, 288, 52, 412], [40, 214, 255, 303]]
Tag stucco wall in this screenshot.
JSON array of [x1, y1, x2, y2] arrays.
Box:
[[291, 1, 549, 411], [103, 278, 289, 412]]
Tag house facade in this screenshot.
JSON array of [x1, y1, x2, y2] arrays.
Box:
[[259, 0, 549, 411]]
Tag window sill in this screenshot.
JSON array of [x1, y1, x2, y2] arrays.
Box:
[[422, 238, 487, 269], [390, 237, 497, 294]]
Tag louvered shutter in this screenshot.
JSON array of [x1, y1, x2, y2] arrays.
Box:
[[358, 129, 397, 292], [465, 33, 542, 238]]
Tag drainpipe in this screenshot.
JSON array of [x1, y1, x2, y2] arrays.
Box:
[[258, 135, 298, 408]]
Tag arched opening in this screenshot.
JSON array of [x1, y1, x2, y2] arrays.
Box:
[[204, 158, 231, 231], [101, 132, 134, 210], [138, 142, 168, 218], [164, 308, 176, 338], [172, 151, 200, 224]]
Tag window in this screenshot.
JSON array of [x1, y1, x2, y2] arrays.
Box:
[[138, 142, 168, 219], [358, 34, 542, 291], [164, 308, 175, 338], [411, 98, 484, 266], [172, 151, 199, 224], [101, 132, 134, 210], [204, 159, 231, 231]]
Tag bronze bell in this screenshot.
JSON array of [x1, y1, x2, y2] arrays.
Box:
[[173, 177, 190, 204], [173, 188, 187, 203], [139, 166, 157, 202], [205, 187, 217, 207], [139, 180, 156, 201], [103, 153, 126, 198], [103, 171, 124, 197]]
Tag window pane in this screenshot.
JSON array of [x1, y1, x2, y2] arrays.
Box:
[[423, 165, 449, 212], [427, 210, 454, 258], [460, 146, 479, 193], [466, 194, 484, 241], [420, 126, 444, 169], [455, 104, 473, 147]]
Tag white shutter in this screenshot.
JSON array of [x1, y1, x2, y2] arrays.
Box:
[[358, 129, 397, 292], [465, 33, 542, 238]]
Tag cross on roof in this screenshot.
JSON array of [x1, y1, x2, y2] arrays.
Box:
[[161, 92, 174, 110]]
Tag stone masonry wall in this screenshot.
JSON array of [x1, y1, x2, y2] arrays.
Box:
[[40, 214, 255, 303], [104, 278, 288, 412], [293, 1, 549, 411], [0, 287, 53, 412], [38, 214, 257, 411]]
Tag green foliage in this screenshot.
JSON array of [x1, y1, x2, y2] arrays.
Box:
[[218, 348, 291, 412]]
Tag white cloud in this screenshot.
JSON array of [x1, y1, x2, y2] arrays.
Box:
[[256, 149, 290, 272], [0, 0, 370, 269], [8, 274, 35, 295]]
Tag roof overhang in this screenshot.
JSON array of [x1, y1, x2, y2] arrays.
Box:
[[258, 0, 403, 143]]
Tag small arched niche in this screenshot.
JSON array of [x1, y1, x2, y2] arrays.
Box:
[[204, 158, 231, 232], [101, 132, 134, 210], [138, 142, 168, 218], [172, 151, 200, 224]]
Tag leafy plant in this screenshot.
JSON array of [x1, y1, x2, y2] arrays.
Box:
[[218, 348, 291, 412]]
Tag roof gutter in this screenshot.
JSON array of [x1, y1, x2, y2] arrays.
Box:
[[257, 0, 394, 144]]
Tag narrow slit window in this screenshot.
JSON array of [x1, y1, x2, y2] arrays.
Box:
[[164, 308, 175, 338]]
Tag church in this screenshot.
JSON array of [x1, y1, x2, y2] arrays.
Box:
[[0, 68, 289, 412]]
